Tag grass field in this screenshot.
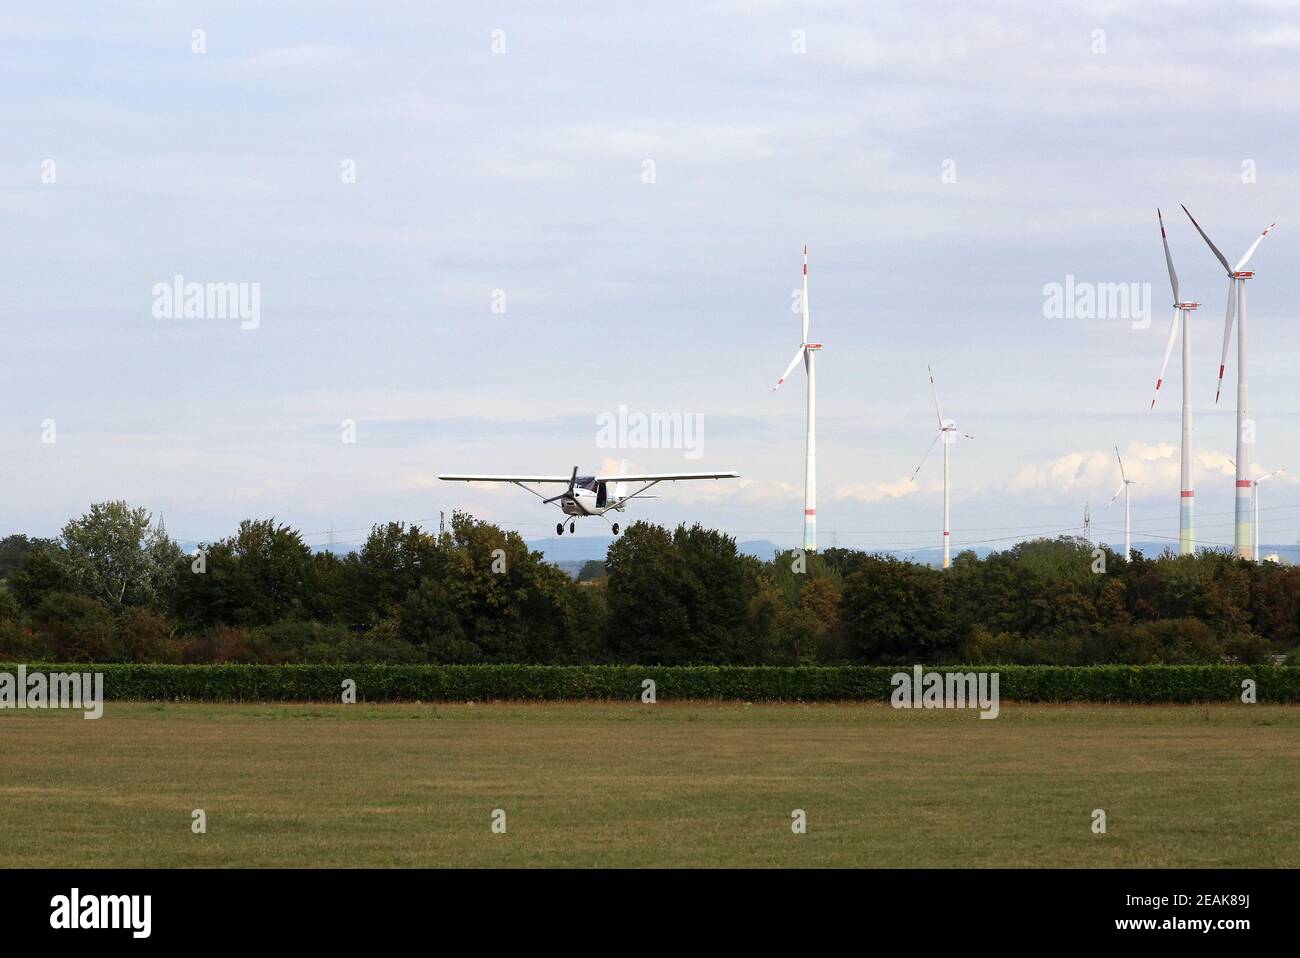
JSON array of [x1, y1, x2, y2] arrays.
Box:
[[2, 701, 1298, 867]]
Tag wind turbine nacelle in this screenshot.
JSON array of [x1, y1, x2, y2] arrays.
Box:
[[803, 342, 823, 350], [1231, 271, 1254, 279], [1175, 301, 1200, 310]]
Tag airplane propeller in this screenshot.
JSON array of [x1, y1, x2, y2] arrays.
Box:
[[543, 466, 579, 504]]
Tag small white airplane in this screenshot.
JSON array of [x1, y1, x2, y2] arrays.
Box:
[[438, 466, 740, 535]]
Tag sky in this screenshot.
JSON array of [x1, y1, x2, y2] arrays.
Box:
[[4, 0, 1300, 560]]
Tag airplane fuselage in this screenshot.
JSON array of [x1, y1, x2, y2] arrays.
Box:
[[560, 486, 627, 516]]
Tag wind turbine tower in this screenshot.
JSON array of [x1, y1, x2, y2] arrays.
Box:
[[1149, 209, 1200, 556], [910, 367, 973, 569], [1181, 206, 1276, 558], [1108, 445, 1137, 559], [773, 245, 822, 552]]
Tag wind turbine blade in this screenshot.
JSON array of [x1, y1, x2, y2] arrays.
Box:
[[910, 432, 942, 481], [1157, 208, 1179, 302], [772, 346, 805, 392], [1150, 307, 1181, 409], [1234, 222, 1276, 272], [1258, 468, 1286, 483], [1215, 277, 1237, 404], [1181, 204, 1233, 274], [801, 244, 810, 344], [1108, 482, 1125, 507], [1115, 444, 1127, 481], [927, 365, 945, 428]]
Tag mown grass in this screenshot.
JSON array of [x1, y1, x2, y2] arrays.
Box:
[[1, 701, 1297, 867]]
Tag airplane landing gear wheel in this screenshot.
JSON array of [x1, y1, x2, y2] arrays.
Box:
[[556, 522, 564, 535], [612, 523, 620, 535], [569, 522, 576, 534]]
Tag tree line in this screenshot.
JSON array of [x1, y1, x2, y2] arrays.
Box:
[[2, 501, 1299, 666]]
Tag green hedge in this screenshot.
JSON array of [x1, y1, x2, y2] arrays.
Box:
[[1, 663, 1297, 703]]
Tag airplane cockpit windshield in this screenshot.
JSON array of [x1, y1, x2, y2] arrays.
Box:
[[576, 476, 598, 491]]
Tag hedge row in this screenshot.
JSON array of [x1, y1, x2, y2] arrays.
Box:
[[2, 663, 1298, 703]]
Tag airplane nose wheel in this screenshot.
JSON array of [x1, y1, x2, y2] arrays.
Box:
[[556, 522, 564, 535], [612, 523, 620, 535]]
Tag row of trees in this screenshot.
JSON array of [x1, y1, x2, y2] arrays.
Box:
[[2, 501, 1300, 665]]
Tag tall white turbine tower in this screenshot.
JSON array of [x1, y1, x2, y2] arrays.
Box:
[[1181, 206, 1276, 558], [1251, 469, 1285, 562], [772, 245, 822, 552], [1148, 209, 1200, 556], [1227, 457, 1286, 563], [1108, 445, 1136, 559], [910, 367, 973, 569]]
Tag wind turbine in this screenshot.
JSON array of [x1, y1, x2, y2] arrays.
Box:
[[1108, 445, 1136, 559], [910, 367, 973, 569], [1149, 209, 1200, 556], [1252, 469, 1286, 562], [772, 245, 822, 552], [1230, 458, 1286, 563], [1181, 205, 1276, 558]]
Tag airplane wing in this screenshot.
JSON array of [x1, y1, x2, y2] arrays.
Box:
[[438, 474, 575, 483], [594, 471, 740, 482]]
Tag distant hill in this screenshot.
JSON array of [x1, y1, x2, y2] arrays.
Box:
[[279, 536, 1297, 568]]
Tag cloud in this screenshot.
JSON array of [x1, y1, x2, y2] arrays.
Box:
[[836, 476, 937, 503], [1010, 442, 1295, 502], [1250, 27, 1300, 48], [233, 45, 353, 72]]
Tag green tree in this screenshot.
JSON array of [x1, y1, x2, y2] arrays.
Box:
[[8, 542, 69, 610], [30, 592, 118, 661], [340, 522, 443, 627], [171, 519, 315, 627], [606, 522, 759, 664], [398, 512, 591, 663], [0, 533, 38, 581], [55, 502, 180, 611], [840, 555, 955, 663]]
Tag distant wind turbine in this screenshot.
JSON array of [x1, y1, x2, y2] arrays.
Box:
[[910, 367, 973, 569], [1230, 458, 1286, 563], [1181, 205, 1276, 558], [1149, 209, 1200, 556], [1252, 469, 1286, 562], [772, 245, 822, 552], [1108, 445, 1136, 559]]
